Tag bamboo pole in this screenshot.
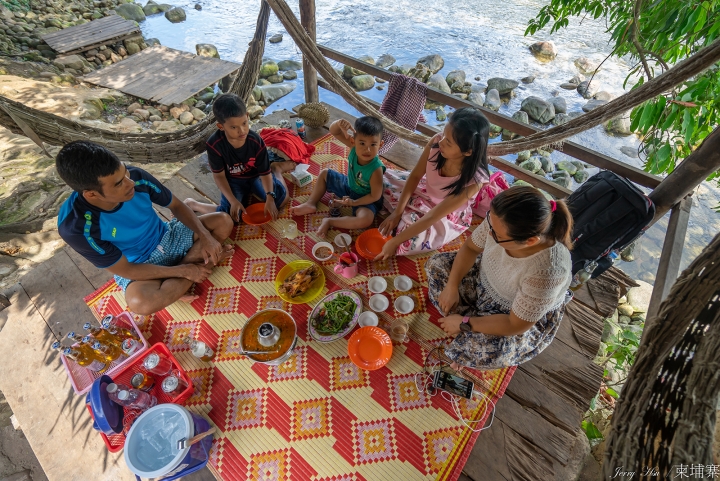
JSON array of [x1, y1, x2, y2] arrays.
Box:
[[299, 0, 319, 103]]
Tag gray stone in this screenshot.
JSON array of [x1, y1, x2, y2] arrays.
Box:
[[394, 64, 414, 75], [556, 161, 578, 175], [417, 53, 444, 73], [627, 280, 653, 313], [143, 0, 162, 15], [529, 40, 557, 60], [445, 69, 465, 86], [115, 3, 146, 21], [574, 169, 589, 183], [145, 38, 161, 47], [594, 91, 613, 101], [519, 157, 542, 173], [342, 64, 364, 79], [376, 85, 385, 90], [277, 59, 302, 71], [53, 54, 86, 71], [259, 59, 278, 78], [349, 74, 375, 91], [197, 91, 215, 103], [195, 43, 219, 58], [582, 99, 608, 112], [376, 53, 395, 68], [269, 33, 283, 43], [605, 114, 632, 135], [570, 160, 586, 171], [123, 34, 147, 52], [569, 74, 585, 84], [427, 73, 451, 94], [553, 112, 571, 125], [435, 106, 446, 121], [358, 55, 375, 65], [574, 57, 600, 75], [540, 157, 554, 173], [549, 97, 566, 114], [521, 75, 535, 84], [179, 111, 194, 125], [552, 174, 572, 189], [620, 146, 638, 158], [257, 78, 270, 86], [191, 108, 206, 120], [483, 89, 501, 111], [486, 77, 519, 95], [266, 74, 284, 84], [165, 7, 186, 23], [195, 3, 202, 10], [81, 99, 103, 119], [516, 150, 531, 162], [133, 108, 150, 120], [154, 120, 179, 132], [408, 62, 432, 82], [252, 86, 262, 101], [259, 82, 296, 104], [521, 96, 555, 123], [560, 82, 578, 90], [602, 319, 620, 342], [375, 77, 386, 83], [158, 4, 173, 12], [468, 91, 484, 105], [577, 80, 599, 99], [512, 110, 529, 124], [247, 104, 264, 119], [618, 315, 633, 325], [282, 70, 297, 80]]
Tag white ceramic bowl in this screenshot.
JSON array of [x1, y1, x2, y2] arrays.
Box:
[[368, 276, 388, 294], [358, 311, 379, 327], [312, 242, 334, 261], [369, 294, 389, 312], [334, 233, 352, 249], [393, 275, 412, 292], [394, 295, 415, 314]]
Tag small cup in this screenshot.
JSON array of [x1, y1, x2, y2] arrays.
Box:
[[369, 294, 389, 312], [393, 275, 412, 292], [394, 295, 415, 314], [358, 311, 379, 327], [281, 220, 299, 239], [368, 276, 387, 294], [312, 242, 334, 261], [388, 318, 409, 343], [334, 253, 359, 278]]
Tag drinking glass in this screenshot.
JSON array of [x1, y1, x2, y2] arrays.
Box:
[[388, 319, 409, 343], [281, 220, 299, 239]]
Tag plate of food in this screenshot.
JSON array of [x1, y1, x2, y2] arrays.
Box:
[[308, 290, 363, 343], [275, 260, 325, 304]]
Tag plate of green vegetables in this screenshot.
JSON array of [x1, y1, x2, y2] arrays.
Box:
[[308, 290, 363, 343]]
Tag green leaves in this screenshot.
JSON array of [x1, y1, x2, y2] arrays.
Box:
[[582, 420, 603, 440]]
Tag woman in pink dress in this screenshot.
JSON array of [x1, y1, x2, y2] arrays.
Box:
[[376, 108, 490, 259]]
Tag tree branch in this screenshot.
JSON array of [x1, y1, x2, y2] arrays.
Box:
[[631, 0, 653, 79]]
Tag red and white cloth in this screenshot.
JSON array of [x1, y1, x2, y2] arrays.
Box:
[[259, 128, 316, 164], [379, 73, 428, 154]]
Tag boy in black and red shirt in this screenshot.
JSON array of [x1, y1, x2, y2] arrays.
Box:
[[185, 94, 288, 222]]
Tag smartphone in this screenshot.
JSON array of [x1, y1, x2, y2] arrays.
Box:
[[432, 371, 474, 399]]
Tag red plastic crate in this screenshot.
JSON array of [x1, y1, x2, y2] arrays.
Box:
[[61, 312, 149, 395], [87, 343, 194, 453]]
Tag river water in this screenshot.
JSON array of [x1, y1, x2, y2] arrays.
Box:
[[140, 0, 720, 284]]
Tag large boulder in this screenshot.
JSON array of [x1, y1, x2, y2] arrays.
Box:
[[519, 157, 542, 174], [502, 111, 529, 140], [53, 54, 87, 71], [349, 74, 375, 91], [577, 80, 599, 99], [196, 44, 219, 58], [427, 73, 451, 94], [445, 70, 465, 87], [165, 7, 186, 23], [468, 91, 484, 105], [342, 64, 364, 79], [574, 57, 600, 75], [277, 59, 302, 71], [582, 99, 608, 112], [521, 96, 556, 123], [123, 34, 147, 53], [389, 64, 413, 75], [417, 54, 444, 74], [627, 280, 653, 313], [486, 77, 519, 95], [269, 33, 283, 43], [143, 0, 162, 15], [483, 89, 501, 111], [376, 53, 395, 68], [259, 82, 296, 104], [259, 59, 279, 78], [267, 74, 284, 84], [549, 97, 566, 114], [408, 62, 432, 82], [605, 114, 632, 135], [116, 3, 146, 22], [282, 70, 297, 80], [529, 40, 557, 60], [358, 55, 375, 65]]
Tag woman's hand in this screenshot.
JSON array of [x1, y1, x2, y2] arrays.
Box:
[[438, 285, 460, 316], [378, 212, 401, 237], [439, 314, 464, 336], [374, 237, 398, 261]]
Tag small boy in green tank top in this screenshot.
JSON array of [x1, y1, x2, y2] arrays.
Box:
[[292, 116, 386, 238]]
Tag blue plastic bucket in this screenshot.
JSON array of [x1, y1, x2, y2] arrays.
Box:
[[123, 404, 212, 480]]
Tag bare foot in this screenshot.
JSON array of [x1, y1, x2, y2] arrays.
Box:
[[291, 202, 317, 216], [180, 294, 199, 303], [218, 245, 234, 263], [184, 198, 202, 212], [317, 218, 332, 238], [275, 160, 297, 174]]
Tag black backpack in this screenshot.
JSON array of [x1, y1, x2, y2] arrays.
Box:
[[566, 171, 655, 277]]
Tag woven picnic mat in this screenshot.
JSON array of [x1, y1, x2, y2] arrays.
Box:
[[83, 134, 515, 481]]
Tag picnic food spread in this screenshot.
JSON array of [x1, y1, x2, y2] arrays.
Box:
[[278, 264, 322, 298]]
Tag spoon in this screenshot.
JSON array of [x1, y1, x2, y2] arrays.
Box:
[[240, 348, 279, 355], [337, 237, 356, 266]]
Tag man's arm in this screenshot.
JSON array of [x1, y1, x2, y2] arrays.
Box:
[[166, 196, 223, 264], [106, 255, 210, 283]]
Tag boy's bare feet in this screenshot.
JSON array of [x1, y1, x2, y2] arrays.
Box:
[[179, 293, 199, 303], [317, 218, 332, 238], [291, 202, 317, 216]]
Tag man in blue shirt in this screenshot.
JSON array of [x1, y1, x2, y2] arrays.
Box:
[[56, 141, 234, 315]]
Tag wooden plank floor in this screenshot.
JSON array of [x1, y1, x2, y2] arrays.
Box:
[[81, 45, 240, 106], [41, 15, 140, 54]]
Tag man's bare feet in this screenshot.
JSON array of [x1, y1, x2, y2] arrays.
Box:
[[317, 218, 331, 238], [179, 293, 199, 303], [291, 202, 317, 216], [217, 244, 234, 263]]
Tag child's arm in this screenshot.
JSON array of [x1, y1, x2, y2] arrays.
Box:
[[377, 139, 431, 236], [375, 182, 482, 260], [329, 119, 356, 149], [259, 173, 279, 220], [213, 172, 245, 222], [338, 168, 383, 207]]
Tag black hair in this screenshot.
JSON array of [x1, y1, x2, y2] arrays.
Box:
[[491, 186, 574, 249], [431, 107, 490, 197], [213, 93, 247, 124], [354, 116, 384, 137], [55, 141, 122, 194]]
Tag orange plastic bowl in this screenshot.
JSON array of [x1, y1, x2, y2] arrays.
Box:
[[355, 229, 391, 260], [348, 326, 392, 371], [242, 203, 273, 225]]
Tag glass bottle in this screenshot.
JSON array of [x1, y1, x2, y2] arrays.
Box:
[[183, 337, 215, 362], [67, 332, 98, 359], [90, 339, 127, 364], [63, 347, 107, 373], [83, 322, 122, 348], [101, 318, 139, 342], [570, 260, 599, 291]]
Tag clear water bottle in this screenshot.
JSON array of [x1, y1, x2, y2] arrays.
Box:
[[569, 260, 599, 291]]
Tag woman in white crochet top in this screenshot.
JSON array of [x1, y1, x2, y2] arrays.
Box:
[[425, 186, 573, 369]]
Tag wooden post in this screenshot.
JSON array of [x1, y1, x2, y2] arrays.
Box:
[[299, 0, 319, 103], [649, 126, 720, 223], [646, 195, 692, 322]]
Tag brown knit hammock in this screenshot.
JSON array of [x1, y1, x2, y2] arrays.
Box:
[[603, 231, 720, 478], [0, 0, 719, 163]]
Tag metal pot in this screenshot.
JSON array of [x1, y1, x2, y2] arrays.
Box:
[[240, 309, 298, 366]]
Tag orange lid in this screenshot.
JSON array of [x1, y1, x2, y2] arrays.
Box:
[[348, 326, 392, 370], [355, 229, 391, 260], [242, 203, 273, 225]]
